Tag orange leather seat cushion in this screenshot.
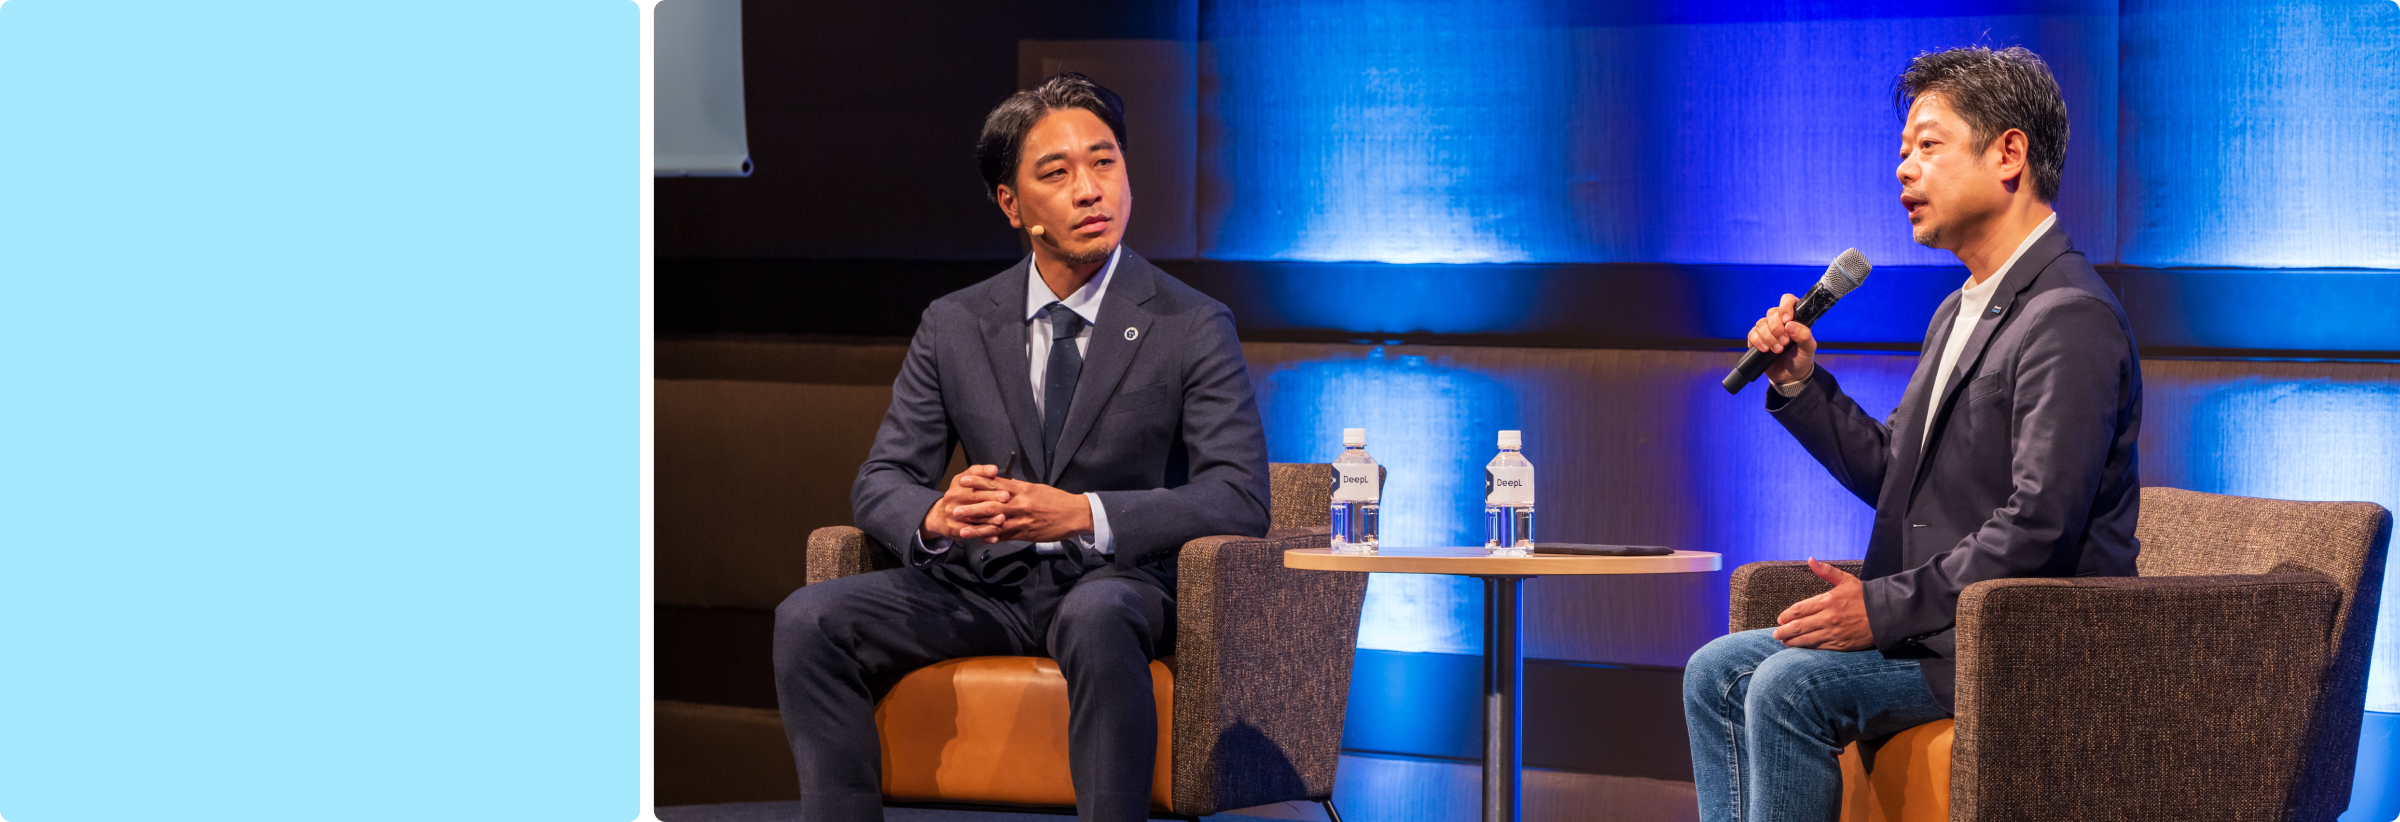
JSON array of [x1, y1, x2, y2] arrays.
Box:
[[1838, 718, 1953, 822], [875, 656, 1174, 811]]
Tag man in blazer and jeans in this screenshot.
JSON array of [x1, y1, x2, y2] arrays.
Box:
[[772, 73, 1270, 822], [1683, 46, 2143, 822]]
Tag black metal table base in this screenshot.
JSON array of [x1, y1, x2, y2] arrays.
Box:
[[1481, 575, 1526, 822]]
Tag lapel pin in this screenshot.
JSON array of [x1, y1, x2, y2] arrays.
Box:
[[1124, 327, 1139, 340], [1989, 305, 2003, 315]]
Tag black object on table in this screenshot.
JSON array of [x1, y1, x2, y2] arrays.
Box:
[[1533, 542, 1674, 557]]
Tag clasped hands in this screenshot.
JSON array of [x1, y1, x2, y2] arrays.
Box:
[[918, 464, 1093, 545], [1773, 557, 1875, 651]]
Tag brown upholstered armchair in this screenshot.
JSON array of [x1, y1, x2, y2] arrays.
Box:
[[1728, 487, 2393, 822], [803, 462, 1370, 820]]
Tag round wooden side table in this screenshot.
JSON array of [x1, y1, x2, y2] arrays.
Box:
[[1285, 546, 1722, 822]]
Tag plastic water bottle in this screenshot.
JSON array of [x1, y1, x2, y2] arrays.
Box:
[[1484, 430, 1535, 557], [1330, 428, 1380, 554]]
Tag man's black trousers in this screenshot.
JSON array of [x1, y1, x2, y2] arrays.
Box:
[[772, 554, 1174, 822]]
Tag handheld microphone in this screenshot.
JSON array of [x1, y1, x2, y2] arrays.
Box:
[[1721, 248, 1872, 394], [1027, 225, 1046, 237]]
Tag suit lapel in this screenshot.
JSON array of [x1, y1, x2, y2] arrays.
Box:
[[1886, 294, 1958, 514], [1046, 250, 1159, 485], [978, 258, 1046, 478], [1910, 222, 2072, 490]]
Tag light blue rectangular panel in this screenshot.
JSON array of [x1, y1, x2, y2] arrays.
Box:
[[2350, 711, 2400, 822], [2146, 367, 2400, 821], [0, 2, 635, 821], [2119, 1, 2400, 268], [1249, 345, 1918, 657], [1255, 347, 1511, 653], [2186, 380, 2400, 711], [1201, 0, 2116, 266]]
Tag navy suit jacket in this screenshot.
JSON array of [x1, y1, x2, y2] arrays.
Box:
[[851, 248, 1271, 593], [1767, 222, 2143, 710]]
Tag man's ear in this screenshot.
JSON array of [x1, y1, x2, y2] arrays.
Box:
[[1994, 128, 2030, 186], [996, 183, 1021, 229]]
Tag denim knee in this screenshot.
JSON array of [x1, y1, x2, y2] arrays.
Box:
[[1746, 647, 1849, 721], [1685, 629, 1779, 704], [1686, 633, 1741, 701]]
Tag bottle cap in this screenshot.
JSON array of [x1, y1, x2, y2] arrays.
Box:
[[1342, 428, 1366, 446], [1498, 430, 1522, 449]]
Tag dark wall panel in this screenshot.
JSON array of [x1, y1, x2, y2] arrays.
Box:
[[658, 0, 1196, 260], [659, 258, 2400, 359]]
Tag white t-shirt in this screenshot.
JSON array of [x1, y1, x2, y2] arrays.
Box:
[[1774, 212, 2058, 452]]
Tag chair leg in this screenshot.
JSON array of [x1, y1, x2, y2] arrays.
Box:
[[1319, 799, 1344, 822]]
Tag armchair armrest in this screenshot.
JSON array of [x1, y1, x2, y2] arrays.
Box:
[[1262, 463, 1381, 532], [1265, 463, 1334, 531], [806, 526, 901, 585], [1950, 573, 2343, 821], [1728, 560, 1865, 634], [1169, 526, 1366, 816]]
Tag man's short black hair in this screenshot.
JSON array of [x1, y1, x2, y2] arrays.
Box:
[[1894, 46, 2069, 203], [975, 72, 1128, 202]]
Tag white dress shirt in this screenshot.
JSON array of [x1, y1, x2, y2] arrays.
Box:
[[1775, 213, 2058, 451], [919, 247, 1123, 559]]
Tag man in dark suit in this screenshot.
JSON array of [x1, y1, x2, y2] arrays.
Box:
[[1683, 46, 2142, 822], [772, 73, 1270, 822]]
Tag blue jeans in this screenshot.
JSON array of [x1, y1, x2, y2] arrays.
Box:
[[1683, 629, 1952, 822]]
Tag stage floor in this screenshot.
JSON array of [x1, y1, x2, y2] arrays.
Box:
[[656, 753, 1698, 822]]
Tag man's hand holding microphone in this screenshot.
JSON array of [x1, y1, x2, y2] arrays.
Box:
[[1720, 247, 1867, 394], [1747, 292, 1820, 388]]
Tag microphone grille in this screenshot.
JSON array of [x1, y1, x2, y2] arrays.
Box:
[[1819, 248, 1872, 298]]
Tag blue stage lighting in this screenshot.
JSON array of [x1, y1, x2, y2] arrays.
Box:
[[2126, 268, 2400, 352], [1257, 348, 1520, 653], [2192, 381, 2400, 709], [1202, 0, 2117, 265], [1253, 265, 1537, 335], [1685, 355, 1918, 569], [2120, 1, 2400, 269]]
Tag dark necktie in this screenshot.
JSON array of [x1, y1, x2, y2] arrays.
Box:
[[1041, 302, 1085, 475]]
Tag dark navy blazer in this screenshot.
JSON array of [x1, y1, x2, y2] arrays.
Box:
[[851, 248, 1271, 593], [1768, 222, 2144, 710]]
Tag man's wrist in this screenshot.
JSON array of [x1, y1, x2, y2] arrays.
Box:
[[920, 504, 950, 544], [911, 526, 954, 559], [1771, 365, 1814, 397]]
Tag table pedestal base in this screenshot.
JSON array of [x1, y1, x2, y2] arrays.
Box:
[[1281, 547, 1720, 822], [1482, 575, 1525, 822]]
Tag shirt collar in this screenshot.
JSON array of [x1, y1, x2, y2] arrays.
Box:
[[1024, 245, 1121, 325], [1963, 211, 2057, 301]]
